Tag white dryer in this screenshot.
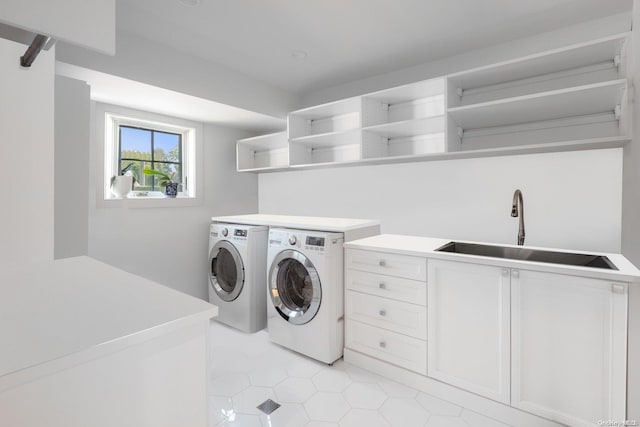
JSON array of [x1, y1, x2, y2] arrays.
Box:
[[208, 222, 267, 333], [266, 228, 345, 364]]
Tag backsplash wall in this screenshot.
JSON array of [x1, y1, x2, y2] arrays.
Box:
[[259, 149, 622, 252]]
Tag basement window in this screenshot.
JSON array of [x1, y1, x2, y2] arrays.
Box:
[[104, 112, 197, 200]]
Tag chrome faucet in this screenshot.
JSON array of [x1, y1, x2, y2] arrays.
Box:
[[511, 189, 525, 246]]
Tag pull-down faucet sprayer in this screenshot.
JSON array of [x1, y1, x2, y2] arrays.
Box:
[[511, 189, 525, 246]]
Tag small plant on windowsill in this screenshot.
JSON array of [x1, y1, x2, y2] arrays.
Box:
[[143, 169, 179, 198], [110, 164, 137, 198]]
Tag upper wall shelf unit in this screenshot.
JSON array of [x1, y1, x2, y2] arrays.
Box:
[[236, 131, 288, 172], [237, 32, 632, 172]]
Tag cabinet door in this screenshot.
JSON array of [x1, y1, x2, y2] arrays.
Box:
[[511, 269, 627, 427], [427, 259, 510, 403]]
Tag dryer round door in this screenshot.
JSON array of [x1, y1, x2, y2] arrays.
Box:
[[209, 240, 245, 302], [269, 250, 321, 325]]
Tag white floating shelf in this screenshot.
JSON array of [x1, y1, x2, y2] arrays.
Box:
[[237, 131, 288, 150], [236, 131, 288, 172], [363, 78, 445, 103], [448, 79, 627, 130], [238, 31, 633, 173], [289, 129, 361, 149], [363, 116, 445, 139], [448, 32, 629, 91], [289, 97, 361, 120], [254, 135, 630, 173]]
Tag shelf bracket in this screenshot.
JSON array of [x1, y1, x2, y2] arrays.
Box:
[[382, 103, 390, 111], [306, 119, 313, 126], [614, 105, 622, 120], [613, 54, 621, 69], [457, 87, 463, 99], [457, 127, 464, 139]]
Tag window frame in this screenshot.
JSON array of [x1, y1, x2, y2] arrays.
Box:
[[104, 112, 197, 201], [118, 124, 184, 192]]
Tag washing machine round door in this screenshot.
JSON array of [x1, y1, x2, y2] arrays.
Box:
[[269, 250, 321, 325], [209, 240, 244, 302]]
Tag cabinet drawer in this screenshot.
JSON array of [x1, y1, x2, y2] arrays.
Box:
[[345, 269, 427, 305], [346, 320, 427, 375], [346, 290, 427, 339], [346, 249, 427, 281]]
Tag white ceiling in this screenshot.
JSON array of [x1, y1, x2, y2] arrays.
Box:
[[116, 0, 632, 94]]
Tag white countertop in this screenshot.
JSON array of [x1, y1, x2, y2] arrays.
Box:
[[0, 256, 218, 379], [344, 234, 640, 282], [212, 214, 380, 232]]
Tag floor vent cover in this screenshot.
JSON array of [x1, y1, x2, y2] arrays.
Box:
[[257, 399, 281, 415]]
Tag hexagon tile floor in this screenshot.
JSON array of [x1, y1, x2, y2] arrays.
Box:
[[209, 322, 512, 427]]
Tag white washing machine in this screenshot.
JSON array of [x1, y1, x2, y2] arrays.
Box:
[[266, 228, 345, 364], [208, 222, 268, 333]]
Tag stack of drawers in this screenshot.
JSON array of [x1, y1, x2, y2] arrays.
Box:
[[344, 248, 428, 375]]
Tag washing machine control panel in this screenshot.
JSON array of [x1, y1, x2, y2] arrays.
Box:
[[306, 236, 325, 247], [305, 235, 325, 252], [268, 229, 334, 253]]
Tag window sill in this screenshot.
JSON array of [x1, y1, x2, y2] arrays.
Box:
[[99, 192, 201, 209]]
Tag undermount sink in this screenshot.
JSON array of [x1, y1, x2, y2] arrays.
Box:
[[435, 241, 617, 270]]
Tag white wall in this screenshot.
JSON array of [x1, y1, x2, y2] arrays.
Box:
[[260, 149, 622, 252], [87, 103, 258, 299], [54, 75, 90, 259], [56, 31, 298, 119], [0, 38, 54, 268]]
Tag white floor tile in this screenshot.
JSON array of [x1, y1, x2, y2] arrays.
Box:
[[208, 323, 511, 427], [285, 357, 324, 378], [211, 373, 251, 397], [216, 413, 263, 427], [416, 392, 463, 416], [377, 378, 419, 398], [248, 366, 289, 387], [379, 397, 431, 427], [259, 403, 309, 427], [305, 422, 339, 427], [339, 409, 391, 427], [233, 386, 277, 415], [210, 396, 236, 426], [343, 364, 382, 383], [274, 377, 317, 403], [312, 368, 352, 392], [304, 392, 351, 422], [211, 352, 257, 377], [460, 409, 512, 427], [424, 415, 470, 427], [342, 382, 388, 409]]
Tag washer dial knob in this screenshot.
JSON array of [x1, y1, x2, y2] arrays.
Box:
[[222, 228, 228, 237], [288, 235, 297, 246]]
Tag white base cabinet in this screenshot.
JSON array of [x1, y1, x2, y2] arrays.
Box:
[[427, 259, 511, 404], [344, 240, 632, 427], [511, 269, 628, 427], [344, 249, 428, 375]]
